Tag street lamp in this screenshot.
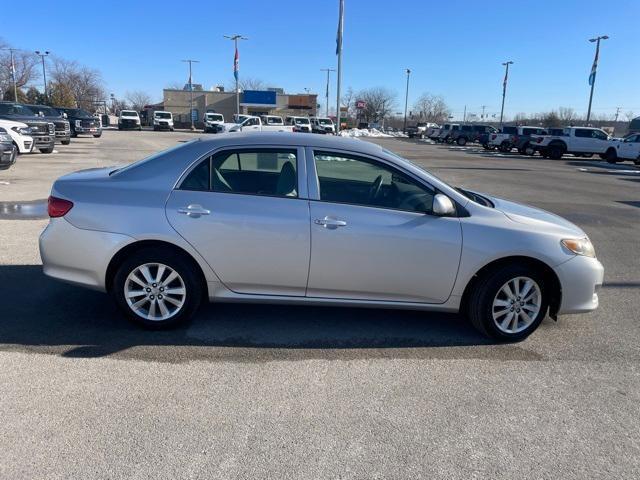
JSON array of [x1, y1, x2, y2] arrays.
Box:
[[320, 68, 336, 117], [403, 68, 411, 133], [586, 35, 609, 124], [181, 59, 200, 130], [35, 50, 50, 101], [224, 34, 248, 117], [499, 61, 514, 127]]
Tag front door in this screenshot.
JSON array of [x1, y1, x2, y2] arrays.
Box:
[[306, 150, 463, 304], [166, 147, 310, 296]]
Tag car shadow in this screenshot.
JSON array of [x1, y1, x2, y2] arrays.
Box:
[[0, 265, 542, 363]]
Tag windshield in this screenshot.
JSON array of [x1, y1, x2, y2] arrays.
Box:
[[318, 119, 332, 125], [295, 118, 310, 125], [265, 117, 283, 124], [155, 112, 171, 119], [206, 114, 223, 121], [0, 103, 36, 116], [121, 111, 138, 117], [59, 108, 92, 118], [30, 106, 60, 117]]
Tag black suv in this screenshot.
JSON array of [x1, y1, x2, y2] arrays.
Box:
[[0, 127, 17, 170], [55, 108, 102, 138], [0, 102, 56, 153], [26, 104, 71, 145]]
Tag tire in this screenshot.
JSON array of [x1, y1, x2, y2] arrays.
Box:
[[153, 126, 158, 131], [499, 141, 511, 153], [138, 127, 142, 131], [466, 264, 549, 341], [39, 146, 54, 154], [457, 137, 467, 146], [548, 144, 565, 160], [61, 139, 71, 145], [482, 143, 490, 150], [446, 137, 453, 144], [93, 134, 102, 138], [634, 158, 640, 166], [605, 148, 618, 164], [71, 130, 78, 138], [112, 247, 204, 329], [581, 153, 593, 158]]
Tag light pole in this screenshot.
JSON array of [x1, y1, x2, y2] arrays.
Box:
[[320, 68, 335, 118], [403, 68, 411, 132], [181, 59, 199, 130], [499, 61, 513, 127], [35, 50, 50, 101], [224, 34, 248, 117], [586, 35, 609, 124], [1, 48, 19, 101]]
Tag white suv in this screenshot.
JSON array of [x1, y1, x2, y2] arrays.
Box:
[[0, 118, 34, 154]]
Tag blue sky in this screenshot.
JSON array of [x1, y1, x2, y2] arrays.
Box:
[[2, 0, 639, 120]]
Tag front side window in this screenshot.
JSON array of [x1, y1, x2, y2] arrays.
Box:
[[592, 130, 608, 140], [180, 149, 298, 198], [313, 152, 434, 214]]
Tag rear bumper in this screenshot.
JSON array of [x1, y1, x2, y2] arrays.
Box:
[[554, 255, 604, 314], [39, 218, 133, 291]]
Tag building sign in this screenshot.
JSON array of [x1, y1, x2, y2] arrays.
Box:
[[356, 100, 366, 109], [242, 90, 277, 106], [288, 95, 314, 109]]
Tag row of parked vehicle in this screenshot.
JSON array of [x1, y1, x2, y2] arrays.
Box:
[[420, 122, 640, 165], [201, 113, 337, 135], [0, 100, 102, 171]]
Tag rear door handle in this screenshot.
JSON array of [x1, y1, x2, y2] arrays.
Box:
[[314, 217, 347, 229], [177, 204, 210, 218]]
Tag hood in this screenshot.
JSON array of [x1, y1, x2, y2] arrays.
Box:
[[486, 194, 585, 237], [0, 119, 28, 129], [0, 114, 47, 123]]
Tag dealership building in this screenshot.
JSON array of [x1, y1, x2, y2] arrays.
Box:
[[160, 87, 318, 128]]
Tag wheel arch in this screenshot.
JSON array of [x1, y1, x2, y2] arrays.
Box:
[[460, 255, 562, 318], [105, 239, 208, 297], [548, 140, 567, 150]]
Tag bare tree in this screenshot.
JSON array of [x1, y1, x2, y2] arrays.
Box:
[[625, 111, 635, 121], [0, 39, 40, 101], [558, 106, 578, 124], [357, 87, 396, 122], [49, 57, 105, 110], [226, 77, 267, 92], [126, 90, 152, 111], [413, 93, 451, 124], [341, 86, 356, 118]]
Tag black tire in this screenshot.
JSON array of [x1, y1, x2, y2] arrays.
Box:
[[71, 130, 78, 138], [499, 141, 511, 153], [581, 153, 593, 158], [466, 264, 549, 341], [457, 137, 467, 146], [138, 126, 142, 131], [153, 126, 158, 131], [112, 247, 204, 329], [39, 146, 54, 154], [605, 148, 618, 164], [61, 139, 71, 145], [93, 134, 102, 138], [548, 144, 565, 160]]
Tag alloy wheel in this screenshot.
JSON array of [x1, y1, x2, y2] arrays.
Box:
[[491, 276, 542, 334], [124, 263, 187, 321]]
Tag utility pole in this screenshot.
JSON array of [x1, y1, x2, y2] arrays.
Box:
[[35, 51, 50, 101], [403, 68, 411, 132], [181, 59, 199, 130], [480, 105, 487, 120], [614, 106, 621, 123], [463, 105, 467, 123], [224, 34, 248, 118], [586, 35, 609, 124], [499, 61, 514, 127], [320, 68, 335, 118], [1, 48, 19, 101]]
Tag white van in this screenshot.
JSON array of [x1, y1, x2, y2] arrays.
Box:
[[153, 111, 174, 131], [285, 116, 312, 133], [203, 112, 225, 133]]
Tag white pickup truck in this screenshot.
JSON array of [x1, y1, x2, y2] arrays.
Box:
[[218, 115, 294, 133], [530, 127, 617, 160], [610, 134, 640, 164]]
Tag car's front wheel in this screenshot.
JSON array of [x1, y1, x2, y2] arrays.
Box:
[[467, 265, 548, 341], [457, 137, 467, 146], [112, 248, 203, 328]]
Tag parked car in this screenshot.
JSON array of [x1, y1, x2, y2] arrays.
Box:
[[26, 104, 71, 145], [406, 122, 434, 139], [512, 127, 549, 155], [0, 102, 55, 153], [628, 116, 640, 135], [0, 127, 17, 170], [530, 127, 616, 161], [153, 111, 174, 131], [56, 107, 102, 138], [310, 117, 336, 134], [285, 116, 312, 133], [449, 125, 476, 146], [437, 123, 460, 143], [40, 132, 603, 341], [203, 113, 225, 133], [611, 134, 640, 164], [0, 118, 34, 154], [118, 110, 142, 131], [218, 115, 294, 133], [487, 126, 519, 152], [261, 115, 285, 126]]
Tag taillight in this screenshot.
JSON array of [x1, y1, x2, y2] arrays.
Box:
[[48, 196, 74, 217]]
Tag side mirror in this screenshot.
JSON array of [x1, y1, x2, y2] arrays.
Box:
[[433, 194, 456, 216]]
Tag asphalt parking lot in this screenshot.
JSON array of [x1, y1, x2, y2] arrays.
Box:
[[1, 131, 639, 479]]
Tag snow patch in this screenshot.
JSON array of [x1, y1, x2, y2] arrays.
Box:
[[339, 128, 393, 138]]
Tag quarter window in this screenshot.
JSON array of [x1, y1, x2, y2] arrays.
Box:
[[313, 152, 435, 214]]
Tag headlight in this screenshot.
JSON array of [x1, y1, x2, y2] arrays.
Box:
[[0, 133, 11, 142], [561, 238, 596, 257], [12, 126, 32, 135], [75, 120, 82, 128]]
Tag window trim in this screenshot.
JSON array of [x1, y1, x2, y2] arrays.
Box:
[[307, 148, 444, 216], [175, 145, 307, 200]]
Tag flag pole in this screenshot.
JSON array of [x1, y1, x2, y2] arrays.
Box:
[[586, 35, 608, 124], [335, 0, 344, 133]]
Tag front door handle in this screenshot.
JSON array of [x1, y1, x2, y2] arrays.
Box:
[[314, 216, 347, 229], [177, 204, 210, 218]]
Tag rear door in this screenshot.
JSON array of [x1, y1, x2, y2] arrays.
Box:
[[618, 135, 640, 160], [166, 146, 311, 296]]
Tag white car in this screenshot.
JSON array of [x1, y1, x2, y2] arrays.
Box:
[[203, 113, 224, 133], [153, 111, 174, 131], [221, 115, 293, 133], [611, 134, 640, 164], [310, 117, 336, 134], [0, 118, 34, 154], [285, 116, 312, 133], [530, 127, 616, 160], [118, 110, 142, 131]]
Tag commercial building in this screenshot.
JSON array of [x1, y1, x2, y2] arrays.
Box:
[[162, 88, 318, 128]]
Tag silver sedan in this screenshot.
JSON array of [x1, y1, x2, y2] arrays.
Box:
[[39, 132, 604, 340]]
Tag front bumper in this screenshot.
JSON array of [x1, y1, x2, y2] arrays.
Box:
[[154, 122, 173, 130], [33, 135, 55, 148], [0, 143, 17, 169], [40, 217, 134, 291], [55, 130, 71, 142], [553, 255, 604, 314], [118, 121, 140, 130]]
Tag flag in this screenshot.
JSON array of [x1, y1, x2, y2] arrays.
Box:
[[233, 46, 239, 81], [588, 44, 599, 86], [336, 0, 344, 55]]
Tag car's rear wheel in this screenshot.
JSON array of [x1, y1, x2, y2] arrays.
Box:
[[467, 265, 548, 341], [499, 141, 511, 152], [548, 144, 565, 160], [112, 248, 203, 328], [457, 137, 467, 146]]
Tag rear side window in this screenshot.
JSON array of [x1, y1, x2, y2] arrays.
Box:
[[574, 129, 591, 138], [181, 158, 210, 191]]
